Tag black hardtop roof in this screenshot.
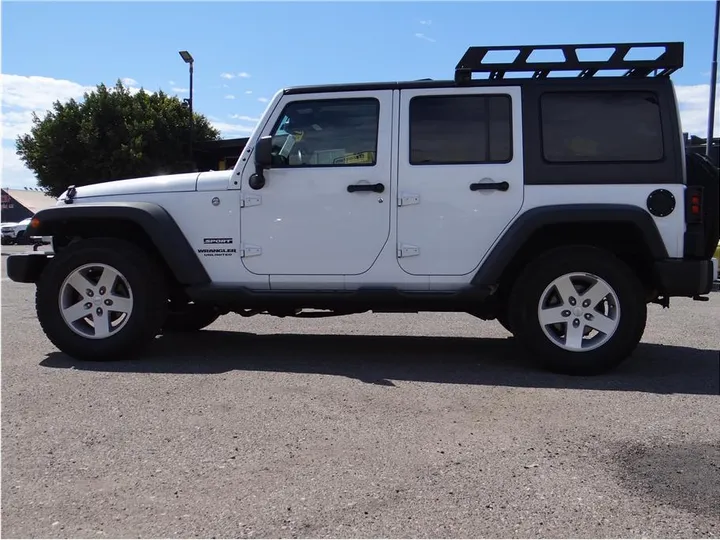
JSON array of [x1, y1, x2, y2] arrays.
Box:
[[283, 41, 683, 96], [282, 74, 675, 96]]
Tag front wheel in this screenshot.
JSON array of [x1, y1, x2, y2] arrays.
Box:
[[507, 246, 647, 376], [36, 238, 168, 361]]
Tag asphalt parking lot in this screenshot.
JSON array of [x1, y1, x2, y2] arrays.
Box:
[[1, 245, 719, 539]]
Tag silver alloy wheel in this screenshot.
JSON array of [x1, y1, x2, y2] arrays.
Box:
[[537, 272, 621, 352], [58, 263, 134, 340]]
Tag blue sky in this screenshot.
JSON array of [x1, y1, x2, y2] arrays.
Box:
[[2, 1, 719, 188]]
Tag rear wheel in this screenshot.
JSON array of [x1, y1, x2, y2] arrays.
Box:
[[508, 246, 647, 375], [36, 238, 168, 361]]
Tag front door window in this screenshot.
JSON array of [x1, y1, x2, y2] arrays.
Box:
[[268, 98, 380, 167]]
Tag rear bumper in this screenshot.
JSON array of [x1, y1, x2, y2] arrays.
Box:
[[6, 252, 52, 284], [653, 258, 715, 297]]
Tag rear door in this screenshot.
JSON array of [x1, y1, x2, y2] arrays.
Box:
[[396, 86, 524, 275]]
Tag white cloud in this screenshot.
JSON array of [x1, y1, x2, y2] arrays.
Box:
[[230, 114, 260, 122], [2, 144, 36, 188], [0, 74, 142, 187], [245, 90, 253, 94], [121, 77, 138, 86], [210, 121, 256, 137], [171, 87, 189, 94], [0, 74, 92, 111], [2, 110, 36, 141], [224, 94, 236, 100], [419, 19, 432, 25], [415, 33, 436, 43], [257, 97, 269, 103], [675, 84, 720, 138], [169, 80, 176, 85], [222, 84, 229, 88], [220, 72, 250, 80]]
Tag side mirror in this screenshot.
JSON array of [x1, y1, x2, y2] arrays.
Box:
[[249, 135, 273, 190], [254, 135, 273, 169]]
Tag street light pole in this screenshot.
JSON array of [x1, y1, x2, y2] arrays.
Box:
[[179, 50, 195, 169], [706, 0, 719, 159]]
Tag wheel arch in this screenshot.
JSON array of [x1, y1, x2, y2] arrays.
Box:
[[29, 202, 210, 287], [472, 204, 669, 292]]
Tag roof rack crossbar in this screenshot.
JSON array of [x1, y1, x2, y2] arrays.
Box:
[[454, 42, 683, 82]]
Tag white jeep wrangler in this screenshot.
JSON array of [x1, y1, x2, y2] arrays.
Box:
[[7, 42, 719, 375]]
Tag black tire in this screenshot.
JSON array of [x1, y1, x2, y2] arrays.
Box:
[[496, 309, 513, 334], [35, 237, 168, 361], [162, 302, 221, 333], [507, 245, 647, 376], [15, 231, 26, 245]]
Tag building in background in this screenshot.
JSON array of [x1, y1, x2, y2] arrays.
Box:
[[684, 134, 720, 166], [1, 188, 58, 223], [193, 137, 249, 172]]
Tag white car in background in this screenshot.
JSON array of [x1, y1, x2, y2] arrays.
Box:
[[1, 219, 30, 245], [0, 218, 49, 247], [1, 222, 18, 244]]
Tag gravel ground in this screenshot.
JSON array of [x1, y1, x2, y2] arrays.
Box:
[[2, 246, 719, 538]]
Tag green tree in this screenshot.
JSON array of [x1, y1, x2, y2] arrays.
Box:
[[16, 80, 221, 197]]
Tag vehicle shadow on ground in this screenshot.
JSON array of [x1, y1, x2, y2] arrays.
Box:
[[40, 331, 720, 395]]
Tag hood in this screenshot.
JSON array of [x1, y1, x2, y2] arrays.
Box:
[[58, 172, 202, 201], [196, 169, 234, 192]]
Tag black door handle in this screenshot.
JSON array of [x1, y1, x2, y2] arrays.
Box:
[[470, 181, 509, 192], [347, 182, 385, 193]]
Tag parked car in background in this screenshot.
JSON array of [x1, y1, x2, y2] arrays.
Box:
[[1, 222, 18, 244], [1, 219, 32, 245]]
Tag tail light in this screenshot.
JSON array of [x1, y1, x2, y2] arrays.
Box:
[[686, 186, 704, 223]]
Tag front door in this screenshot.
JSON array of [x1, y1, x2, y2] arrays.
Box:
[[239, 91, 393, 276], [396, 86, 524, 276]]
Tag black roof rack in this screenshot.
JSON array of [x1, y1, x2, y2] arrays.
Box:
[[454, 42, 684, 83]]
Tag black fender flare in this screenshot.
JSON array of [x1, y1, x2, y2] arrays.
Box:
[[471, 204, 669, 286], [28, 202, 210, 286]]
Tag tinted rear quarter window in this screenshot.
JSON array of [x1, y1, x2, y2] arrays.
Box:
[[409, 95, 512, 165], [540, 91, 664, 163]]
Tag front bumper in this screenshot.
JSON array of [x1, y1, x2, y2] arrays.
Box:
[[653, 258, 715, 297], [6, 252, 53, 284]]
